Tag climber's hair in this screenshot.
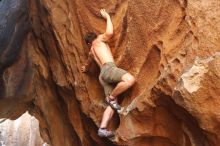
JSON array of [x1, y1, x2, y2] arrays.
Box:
[[85, 32, 97, 45]]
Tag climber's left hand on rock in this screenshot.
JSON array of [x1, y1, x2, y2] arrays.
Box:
[[100, 9, 110, 19], [81, 65, 88, 73]]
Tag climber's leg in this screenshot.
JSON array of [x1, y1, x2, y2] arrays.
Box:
[[99, 75, 114, 98], [97, 63, 136, 137], [99, 72, 121, 110], [100, 63, 135, 110], [100, 106, 115, 128], [100, 62, 135, 98], [104, 72, 135, 111], [98, 72, 117, 137], [98, 106, 115, 137], [98, 76, 117, 127], [110, 72, 135, 98]]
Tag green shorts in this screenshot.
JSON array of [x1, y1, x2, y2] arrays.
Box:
[[99, 62, 127, 96]]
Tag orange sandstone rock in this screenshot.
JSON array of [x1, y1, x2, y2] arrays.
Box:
[[0, 0, 220, 146]]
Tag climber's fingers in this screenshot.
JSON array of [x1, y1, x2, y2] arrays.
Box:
[[81, 66, 87, 73], [100, 9, 109, 19]]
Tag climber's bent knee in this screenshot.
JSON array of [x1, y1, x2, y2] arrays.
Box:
[[121, 73, 136, 87]]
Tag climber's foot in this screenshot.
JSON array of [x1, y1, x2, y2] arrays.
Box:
[[98, 128, 115, 138], [117, 107, 125, 114], [106, 95, 121, 111]]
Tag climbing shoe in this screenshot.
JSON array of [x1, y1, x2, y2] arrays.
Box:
[[98, 128, 115, 138], [105, 95, 121, 111]]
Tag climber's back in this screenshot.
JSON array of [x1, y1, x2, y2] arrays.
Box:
[[90, 36, 114, 67]]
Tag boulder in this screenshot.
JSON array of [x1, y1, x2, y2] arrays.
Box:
[[0, 0, 220, 145]]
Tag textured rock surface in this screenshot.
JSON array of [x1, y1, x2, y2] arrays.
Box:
[[0, 112, 48, 146], [0, 0, 220, 146]]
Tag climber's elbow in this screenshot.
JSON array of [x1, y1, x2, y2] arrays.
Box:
[[99, 32, 113, 41], [105, 31, 113, 37], [105, 33, 113, 40]]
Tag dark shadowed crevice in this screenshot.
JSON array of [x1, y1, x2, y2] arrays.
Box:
[[0, 0, 30, 98], [53, 86, 83, 146]]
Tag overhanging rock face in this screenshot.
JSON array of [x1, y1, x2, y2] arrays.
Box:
[[0, 0, 220, 146], [0, 0, 31, 118]]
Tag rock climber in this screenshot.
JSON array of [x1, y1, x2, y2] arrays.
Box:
[[81, 9, 135, 138]]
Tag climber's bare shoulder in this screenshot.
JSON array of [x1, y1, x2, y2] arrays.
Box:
[[93, 34, 108, 44], [91, 34, 111, 51]]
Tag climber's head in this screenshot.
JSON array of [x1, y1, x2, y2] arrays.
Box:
[[85, 32, 97, 46]]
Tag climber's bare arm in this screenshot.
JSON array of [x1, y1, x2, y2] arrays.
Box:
[[98, 9, 113, 42], [81, 51, 93, 73]]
